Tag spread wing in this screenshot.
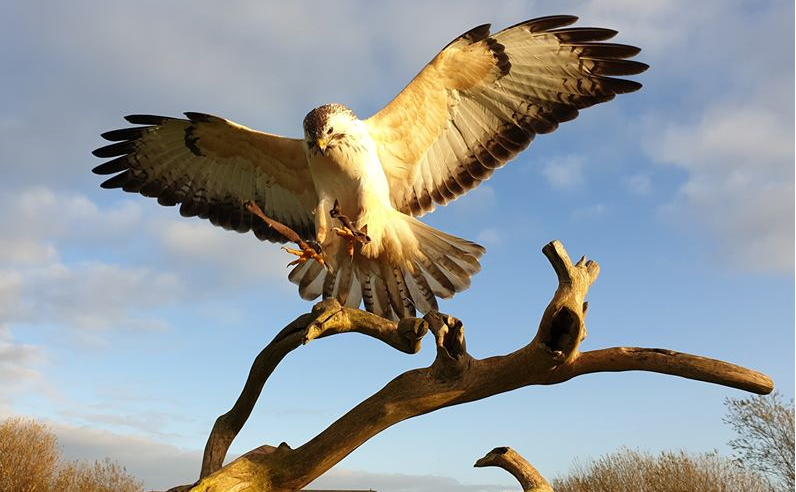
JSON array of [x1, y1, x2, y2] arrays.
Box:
[[365, 15, 648, 216], [92, 113, 317, 242]]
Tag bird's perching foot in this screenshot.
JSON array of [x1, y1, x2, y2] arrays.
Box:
[[282, 243, 324, 267], [330, 199, 370, 257], [243, 200, 327, 268]]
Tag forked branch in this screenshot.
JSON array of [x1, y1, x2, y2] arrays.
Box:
[[199, 299, 427, 478], [181, 240, 772, 492]]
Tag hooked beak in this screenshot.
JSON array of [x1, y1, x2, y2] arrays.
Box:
[[316, 137, 328, 154]]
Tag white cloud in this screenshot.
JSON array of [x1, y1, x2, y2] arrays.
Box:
[[158, 220, 291, 286], [51, 422, 202, 491], [58, 407, 187, 442], [648, 96, 794, 273], [0, 187, 144, 265], [0, 189, 199, 386], [0, 327, 46, 389], [0, 272, 22, 318], [9, 261, 180, 332], [0, 189, 185, 332], [0, 238, 57, 265], [0, 327, 51, 414], [0, 187, 297, 340], [542, 155, 586, 192], [624, 174, 652, 196], [654, 104, 792, 176], [572, 0, 795, 273]]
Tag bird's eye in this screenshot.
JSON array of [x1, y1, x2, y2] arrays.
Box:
[[326, 127, 334, 135]]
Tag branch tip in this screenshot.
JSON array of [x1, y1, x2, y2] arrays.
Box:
[[474, 447, 552, 492], [425, 311, 470, 378]]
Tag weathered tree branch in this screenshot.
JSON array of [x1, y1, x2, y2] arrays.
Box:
[[177, 240, 772, 492], [475, 447, 553, 492], [426, 311, 471, 379], [199, 298, 427, 479], [554, 347, 773, 394]]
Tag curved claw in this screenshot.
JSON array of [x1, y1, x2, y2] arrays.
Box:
[[282, 244, 326, 268]]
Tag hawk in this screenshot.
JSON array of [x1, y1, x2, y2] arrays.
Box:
[[93, 15, 646, 320]]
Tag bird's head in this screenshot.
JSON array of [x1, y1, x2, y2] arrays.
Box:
[[303, 103, 361, 156]]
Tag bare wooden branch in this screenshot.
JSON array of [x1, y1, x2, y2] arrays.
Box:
[[557, 347, 774, 395], [199, 298, 427, 478], [532, 241, 599, 363], [425, 311, 471, 379], [475, 447, 553, 492], [181, 240, 773, 492]]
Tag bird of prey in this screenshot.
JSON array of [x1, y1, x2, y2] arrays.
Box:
[[92, 15, 647, 321]]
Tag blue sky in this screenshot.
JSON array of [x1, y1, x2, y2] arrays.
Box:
[[0, 1, 793, 491]]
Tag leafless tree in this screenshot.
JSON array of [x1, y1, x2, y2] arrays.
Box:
[[0, 417, 60, 492], [54, 457, 144, 492], [0, 417, 143, 492], [724, 391, 795, 491]]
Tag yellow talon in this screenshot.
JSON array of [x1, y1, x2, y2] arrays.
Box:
[[333, 227, 358, 258], [282, 245, 326, 268], [333, 226, 356, 239], [282, 247, 305, 256]]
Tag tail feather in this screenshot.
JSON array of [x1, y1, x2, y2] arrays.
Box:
[[360, 272, 376, 314], [287, 259, 310, 284], [379, 263, 416, 320], [406, 266, 439, 314], [322, 265, 337, 299], [336, 258, 355, 306], [288, 212, 484, 320], [416, 252, 457, 298], [411, 219, 485, 257], [393, 266, 417, 318], [437, 255, 472, 291], [298, 260, 325, 300], [354, 263, 393, 319], [369, 267, 392, 320]]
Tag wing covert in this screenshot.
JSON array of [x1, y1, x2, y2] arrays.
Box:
[[92, 112, 317, 242], [365, 15, 648, 216]]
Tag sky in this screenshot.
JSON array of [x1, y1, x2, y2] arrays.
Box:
[[0, 1, 793, 491]]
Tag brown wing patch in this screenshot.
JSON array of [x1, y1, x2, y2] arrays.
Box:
[[366, 16, 647, 216], [93, 114, 317, 243]]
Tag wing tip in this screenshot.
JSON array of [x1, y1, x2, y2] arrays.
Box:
[[602, 77, 644, 94], [184, 112, 223, 123], [92, 156, 130, 175], [100, 127, 148, 142], [99, 172, 128, 189], [443, 23, 492, 50], [519, 15, 579, 33], [92, 141, 134, 158], [549, 27, 619, 43], [124, 114, 170, 125]]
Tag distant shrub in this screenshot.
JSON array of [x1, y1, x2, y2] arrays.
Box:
[[0, 417, 60, 492], [724, 391, 795, 492], [551, 448, 770, 492], [0, 417, 143, 492]]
